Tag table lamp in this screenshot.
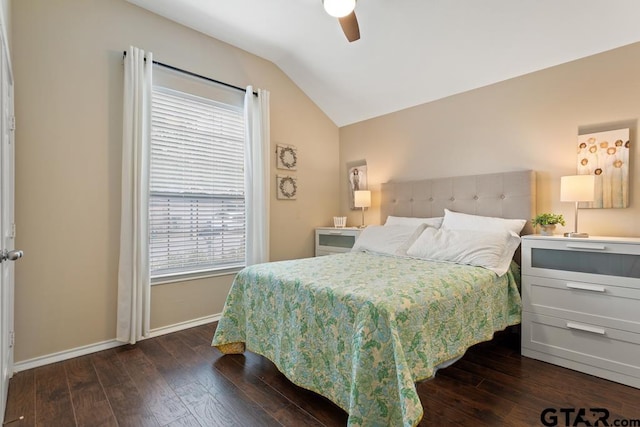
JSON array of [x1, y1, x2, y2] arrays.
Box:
[[354, 190, 371, 228], [560, 175, 595, 238]]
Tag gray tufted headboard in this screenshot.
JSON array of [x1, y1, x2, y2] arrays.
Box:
[[380, 170, 537, 235]]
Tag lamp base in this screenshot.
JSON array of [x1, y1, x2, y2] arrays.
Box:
[[563, 232, 589, 238]]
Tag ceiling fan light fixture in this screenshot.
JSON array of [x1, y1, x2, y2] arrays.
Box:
[[323, 0, 356, 18]]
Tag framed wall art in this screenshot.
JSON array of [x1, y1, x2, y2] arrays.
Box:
[[348, 163, 368, 209], [576, 128, 630, 208], [276, 144, 298, 171], [276, 175, 297, 200]]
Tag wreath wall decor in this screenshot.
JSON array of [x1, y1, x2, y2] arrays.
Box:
[[276, 144, 298, 170], [276, 175, 298, 200]]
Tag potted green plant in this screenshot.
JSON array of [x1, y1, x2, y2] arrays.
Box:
[[532, 213, 566, 236]]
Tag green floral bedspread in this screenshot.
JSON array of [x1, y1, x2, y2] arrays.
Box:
[[212, 252, 521, 426]]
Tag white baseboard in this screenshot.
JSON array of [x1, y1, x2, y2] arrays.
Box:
[[13, 313, 221, 373], [147, 313, 220, 338], [13, 339, 123, 373]]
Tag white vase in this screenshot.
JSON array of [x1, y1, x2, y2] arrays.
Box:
[[539, 224, 556, 236]]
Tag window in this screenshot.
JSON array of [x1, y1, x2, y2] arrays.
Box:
[[149, 87, 245, 280]]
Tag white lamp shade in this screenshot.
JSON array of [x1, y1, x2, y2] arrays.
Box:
[[354, 190, 371, 208], [323, 0, 356, 18], [560, 175, 595, 202]]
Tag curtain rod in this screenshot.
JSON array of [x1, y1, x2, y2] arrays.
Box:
[[122, 50, 257, 97]]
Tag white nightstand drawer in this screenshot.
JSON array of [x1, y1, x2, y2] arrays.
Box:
[[315, 227, 362, 257], [522, 312, 640, 385], [522, 275, 640, 332], [316, 248, 348, 256]]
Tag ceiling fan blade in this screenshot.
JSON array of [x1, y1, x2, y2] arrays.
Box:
[[338, 11, 360, 42]]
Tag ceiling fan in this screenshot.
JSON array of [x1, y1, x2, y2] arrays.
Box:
[[323, 0, 360, 42]]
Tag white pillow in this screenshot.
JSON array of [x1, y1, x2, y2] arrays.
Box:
[[352, 224, 427, 256], [441, 209, 526, 235], [385, 215, 444, 229], [406, 227, 521, 276]]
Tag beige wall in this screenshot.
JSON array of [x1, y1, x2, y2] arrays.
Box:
[[12, 0, 339, 362], [340, 42, 640, 238]]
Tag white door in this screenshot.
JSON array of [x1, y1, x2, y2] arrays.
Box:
[[0, 27, 17, 423]]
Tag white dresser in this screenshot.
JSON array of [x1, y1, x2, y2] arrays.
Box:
[[521, 234, 640, 388], [315, 227, 362, 256]]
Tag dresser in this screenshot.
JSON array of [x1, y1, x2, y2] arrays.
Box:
[[520, 234, 640, 388], [315, 227, 362, 256]]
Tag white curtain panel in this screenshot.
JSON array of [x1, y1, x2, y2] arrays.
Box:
[[117, 46, 152, 344], [244, 87, 270, 265]]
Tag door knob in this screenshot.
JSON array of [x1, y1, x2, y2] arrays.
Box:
[[1, 249, 23, 262]]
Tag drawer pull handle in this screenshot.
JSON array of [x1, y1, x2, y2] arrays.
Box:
[[566, 283, 606, 293], [565, 243, 607, 251], [567, 322, 606, 335]]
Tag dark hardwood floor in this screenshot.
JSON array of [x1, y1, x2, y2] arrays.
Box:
[[4, 323, 640, 426]]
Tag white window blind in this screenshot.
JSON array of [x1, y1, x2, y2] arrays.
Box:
[[150, 87, 245, 279]]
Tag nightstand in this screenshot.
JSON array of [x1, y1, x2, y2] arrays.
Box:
[[520, 234, 640, 388], [315, 227, 362, 256]]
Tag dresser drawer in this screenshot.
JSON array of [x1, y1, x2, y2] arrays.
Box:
[[522, 238, 640, 289], [522, 312, 640, 387], [522, 275, 640, 333]]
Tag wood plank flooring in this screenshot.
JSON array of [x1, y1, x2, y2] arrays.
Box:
[[4, 323, 640, 426]]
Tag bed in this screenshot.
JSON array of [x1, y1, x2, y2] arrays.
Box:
[[212, 170, 536, 426]]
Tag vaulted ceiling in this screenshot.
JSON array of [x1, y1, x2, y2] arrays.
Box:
[[127, 0, 640, 126]]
